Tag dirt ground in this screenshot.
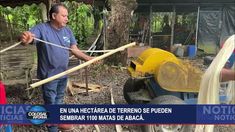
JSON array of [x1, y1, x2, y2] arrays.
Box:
[[5, 64, 142, 132], [4, 62, 235, 132]]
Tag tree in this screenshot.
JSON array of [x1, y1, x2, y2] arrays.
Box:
[[64, 1, 94, 47], [105, 0, 137, 65], [39, 3, 48, 22]]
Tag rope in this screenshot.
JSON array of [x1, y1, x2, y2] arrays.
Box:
[[0, 42, 22, 53], [34, 38, 113, 53], [35, 38, 113, 53], [34, 38, 72, 51], [0, 37, 113, 54]]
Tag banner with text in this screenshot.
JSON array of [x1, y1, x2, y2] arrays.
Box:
[[0, 104, 234, 125]]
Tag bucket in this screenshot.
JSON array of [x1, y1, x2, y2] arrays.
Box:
[[176, 46, 184, 57], [188, 45, 196, 58]]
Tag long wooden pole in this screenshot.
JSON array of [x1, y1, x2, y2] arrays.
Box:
[[29, 42, 136, 89]]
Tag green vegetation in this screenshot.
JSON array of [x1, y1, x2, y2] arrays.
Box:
[[0, 4, 41, 30], [64, 1, 95, 47], [0, 1, 102, 48], [0, 4, 41, 40]]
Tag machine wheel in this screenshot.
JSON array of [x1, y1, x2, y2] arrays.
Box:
[[142, 95, 194, 132], [123, 78, 146, 104], [149, 95, 185, 104]]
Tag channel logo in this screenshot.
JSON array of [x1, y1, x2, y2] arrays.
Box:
[[27, 105, 49, 125]]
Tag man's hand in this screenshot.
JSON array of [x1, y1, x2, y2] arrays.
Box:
[[90, 57, 103, 65], [20, 31, 35, 45], [221, 68, 235, 82], [86, 56, 94, 61]]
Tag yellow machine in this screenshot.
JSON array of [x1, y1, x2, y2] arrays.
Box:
[[128, 48, 180, 78], [124, 48, 203, 132], [125, 48, 217, 132], [124, 48, 203, 104]]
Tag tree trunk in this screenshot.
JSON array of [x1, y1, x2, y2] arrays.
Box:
[[93, 7, 102, 34], [40, 3, 48, 22], [105, 0, 137, 66]]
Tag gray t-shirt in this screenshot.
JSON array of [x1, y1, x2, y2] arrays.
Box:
[[30, 22, 76, 79]]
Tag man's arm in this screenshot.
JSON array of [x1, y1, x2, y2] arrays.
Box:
[[70, 44, 93, 61], [221, 68, 235, 82]]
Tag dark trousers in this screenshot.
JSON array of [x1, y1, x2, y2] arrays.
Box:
[[42, 77, 68, 132]]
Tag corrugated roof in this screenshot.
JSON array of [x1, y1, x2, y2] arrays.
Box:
[[1, 0, 233, 8], [0, 0, 96, 7], [137, 0, 235, 4], [0, 0, 48, 7]]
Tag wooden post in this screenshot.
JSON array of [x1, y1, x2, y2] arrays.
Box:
[[29, 42, 136, 89]]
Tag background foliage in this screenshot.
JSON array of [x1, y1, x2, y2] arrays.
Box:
[[64, 1, 95, 47], [0, 1, 100, 48], [0, 4, 41, 40]]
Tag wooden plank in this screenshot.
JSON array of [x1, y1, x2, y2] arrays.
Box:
[[66, 81, 103, 95], [72, 87, 101, 94], [72, 82, 101, 90]]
